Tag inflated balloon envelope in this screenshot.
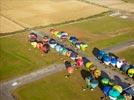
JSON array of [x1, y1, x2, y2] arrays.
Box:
[[102, 86, 112, 96], [113, 85, 123, 93], [49, 39, 57, 48], [108, 88, 120, 98], [101, 77, 110, 86], [90, 79, 99, 89]]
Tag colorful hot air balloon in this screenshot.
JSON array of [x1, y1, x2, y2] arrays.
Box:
[[69, 36, 78, 45], [30, 42, 37, 48], [116, 59, 124, 69], [49, 39, 57, 48], [101, 77, 110, 86], [120, 64, 130, 73], [102, 86, 112, 96], [97, 50, 106, 60], [109, 88, 120, 98], [56, 32, 62, 38], [102, 54, 111, 65], [127, 68, 134, 78], [67, 67, 74, 74], [80, 43, 88, 51], [55, 44, 62, 52], [29, 33, 37, 42], [85, 74, 94, 88], [85, 61, 93, 70], [70, 52, 77, 61], [75, 42, 81, 49], [90, 79, 99, 89], [42, 36, 49, 43], [110, 56, 117, 67], [61, 32, 68, 39], [66, 51, 72, 57], [93, 69, 101, 79], [116, 95, 126, 100], [113, 85, 123, 93], [53, 30, 59, 36], [76, 57, 83, 68], [36, 42, 43, 49], [61, 47, 68, 55]]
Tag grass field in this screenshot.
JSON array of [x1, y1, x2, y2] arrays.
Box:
[[116, 47, 134, 63], [52, 16, 134, 55], [0, 16, 134, 81], [0, 0, 108, 33], [0, 32, 67, 81], [13, 70, 104, 100]]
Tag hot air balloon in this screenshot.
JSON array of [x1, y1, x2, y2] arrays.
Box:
[[69, 36, 78, 45], [80, 43, 88, 51], [53, 30, 59, 36], [127, 68, 134, 78], [29, 33, 37, 42], [61, 47, 68, 55], [70, 52, 77, 61], [66, 50, 72, 57], [93, 69, 101, 79], [85, 61, 93, 70], [49, 39, 57, 48], [101, 77, 110, 86], [102, 54, 111, 65], [110, 56, 117, 67], [36, 42, 43, 49], [109, 88, 120, 99], [116, 59, 124, 69], [102, 86, 112, 96], [56, 32, 62, 38], [97, 50, 106, 60], [90, 79, 99, 89], [76, 57, 84, 68], [42, 36, 49, 43], [67, 67, 74, 74], [113, 85, 123, 93], [120, 64, 130, 73], [41, 43, 50, 53], [55, 44, 62, 52], [85, 74, 94, 88], [116, 95, 126, 100], [75, 42, 81, 49], [60, 32, 68, 39], [30, 42, 37, 48]]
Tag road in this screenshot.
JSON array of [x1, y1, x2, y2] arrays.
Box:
[[0, 40, 134, 100]]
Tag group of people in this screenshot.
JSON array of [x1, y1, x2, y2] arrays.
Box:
[[96, 50, 134, 78]]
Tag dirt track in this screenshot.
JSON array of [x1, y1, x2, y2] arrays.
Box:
[[0, 40, 134, 100]]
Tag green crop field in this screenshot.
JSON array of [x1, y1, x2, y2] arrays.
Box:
[[0, 16, 134, 81], [116, 47, 134, 63], [13, 70, 104, 100]]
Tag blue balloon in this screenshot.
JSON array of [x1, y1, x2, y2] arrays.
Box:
[[102, 86, 112, 96], [102, 54, 111, 62], [98, 50, 106, 60], [90, 79, 99, 89], [110, 57, 117, 66], [109, 88, 120, 97]]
